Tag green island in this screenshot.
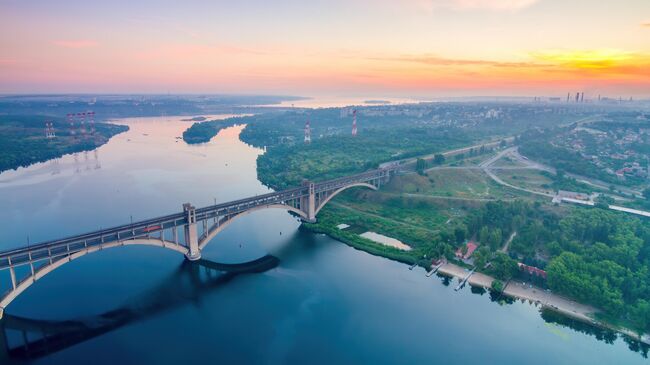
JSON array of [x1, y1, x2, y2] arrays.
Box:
[[0, 115, 128, 173], [183, 103, 650, 339], [182, 118, 245, 144]]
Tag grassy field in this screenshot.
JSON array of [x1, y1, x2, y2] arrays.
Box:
[[385, 169, 525, 200], [495, 169, 555, 195]]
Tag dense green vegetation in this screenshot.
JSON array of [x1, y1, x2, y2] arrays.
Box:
[[196, 103, 650, 336], [518, 128, 616, 184], [236, 109, 492, 188], [518, 118, 650, 189], [185, 104, 587, 189], [541, 170, 595, 194], [303, 207, 423, 266], [254, 128, 475, 189], [0, 115, 128, 173], [459, 200, 650, 334], [546, 210, 650, 334], [183, 118, 244, 144]]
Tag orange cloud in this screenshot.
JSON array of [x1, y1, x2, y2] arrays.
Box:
[[52, 40, 98, 48], [369, 54, 543, 69], [529, 49, 650, 78]]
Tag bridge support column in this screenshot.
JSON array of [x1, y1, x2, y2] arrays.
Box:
[[300, 182, 316, 223], [0, 320, 8, 363], [183, 203, 201, 261]]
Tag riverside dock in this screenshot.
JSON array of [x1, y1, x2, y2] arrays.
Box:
[[455, 267, 476, 291], [426, 263, 444, 277]]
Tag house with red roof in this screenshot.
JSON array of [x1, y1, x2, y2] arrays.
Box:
[[455, 241, 478, 261], [517, 263, 547, 280]]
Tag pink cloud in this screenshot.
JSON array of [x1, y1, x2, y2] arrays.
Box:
[[380, 0, 539, 12], [52, 40, 98, 48]]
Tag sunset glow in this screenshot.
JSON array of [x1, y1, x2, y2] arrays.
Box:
[[1, 0, 649, 97]]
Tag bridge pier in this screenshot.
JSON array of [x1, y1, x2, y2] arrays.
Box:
[[300, 181, 316, 223], [183, 203, 201, 261], [0, 320, 7, 363]]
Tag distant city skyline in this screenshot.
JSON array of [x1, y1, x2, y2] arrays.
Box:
[[1, 0, 649, 97]]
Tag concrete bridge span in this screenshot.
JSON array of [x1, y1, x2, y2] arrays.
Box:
[[0, 167, 394, 319]]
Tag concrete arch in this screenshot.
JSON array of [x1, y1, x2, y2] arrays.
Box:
[[198, 204, 308, 250], [315, 182, 377, 215], [0, 238, 188, 318]]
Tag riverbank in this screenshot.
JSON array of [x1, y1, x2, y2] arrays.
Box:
[[302, 202, 650, 346], [436, 261, 650, 346], [0, 115, 128, 173]]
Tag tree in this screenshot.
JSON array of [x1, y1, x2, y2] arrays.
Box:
[[595, 195, 614, 209], [454, 226, 467, 244], [474, 246, 491, 269], [644, 187, 650, 200], [479, 226, 490, 245], [489, 253, 519, 280], [433, 154, 445, 165], [416, 158, 426, 175], [488, 228, 503, 250], [491, 279, 505, 293]]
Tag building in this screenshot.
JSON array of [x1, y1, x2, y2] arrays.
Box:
[[455, 241, 478, 260], [518, 263, 547, 280]]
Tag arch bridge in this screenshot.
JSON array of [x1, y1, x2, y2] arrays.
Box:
[[0, 167, 394, 319]]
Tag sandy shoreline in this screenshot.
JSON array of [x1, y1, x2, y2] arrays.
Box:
[[437, 262, 650, 345]]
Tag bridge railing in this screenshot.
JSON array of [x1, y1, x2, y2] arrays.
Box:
[[313, 168, 390, 193], [194, 187, 307, 220], [0, 167, 397, 271], [0, 213, 189, 270]]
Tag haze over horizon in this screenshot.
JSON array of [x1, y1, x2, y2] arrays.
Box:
[[1, 0, 649, 98]]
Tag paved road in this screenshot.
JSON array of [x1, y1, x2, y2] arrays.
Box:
[[509, 148, 643, 198], [480, 147, 555, 198]]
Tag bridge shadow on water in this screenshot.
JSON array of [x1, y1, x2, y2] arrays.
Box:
[[0, 255, 280, 363]]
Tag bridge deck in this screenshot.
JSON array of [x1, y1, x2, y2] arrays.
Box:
[[0, 168, 396, 271]]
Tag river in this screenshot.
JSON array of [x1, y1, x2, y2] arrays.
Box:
[[0, 115, 646, 364]]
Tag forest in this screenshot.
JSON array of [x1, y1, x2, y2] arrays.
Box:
[[461, 201, 650, 334], [0, 115, 128, 173], [182, 118, 244, 144]]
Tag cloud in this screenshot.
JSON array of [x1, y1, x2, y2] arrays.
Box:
[[530, 49, 633, 68], [365, 49, 650, 81], [529, 49, 650, 77], [369, 54, 543, 69], [642, 22, 650, 28], [408, 0, 539, 11], [52, 40, 98, 49]]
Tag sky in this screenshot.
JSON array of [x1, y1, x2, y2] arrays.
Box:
[[1, 0, 649, 98]]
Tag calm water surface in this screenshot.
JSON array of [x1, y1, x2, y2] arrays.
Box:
[[0, 116, 646, 364]]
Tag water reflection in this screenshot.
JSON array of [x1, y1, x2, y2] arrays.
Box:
[[0, 256, 279, 363], [541, 309, 649, 358]]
